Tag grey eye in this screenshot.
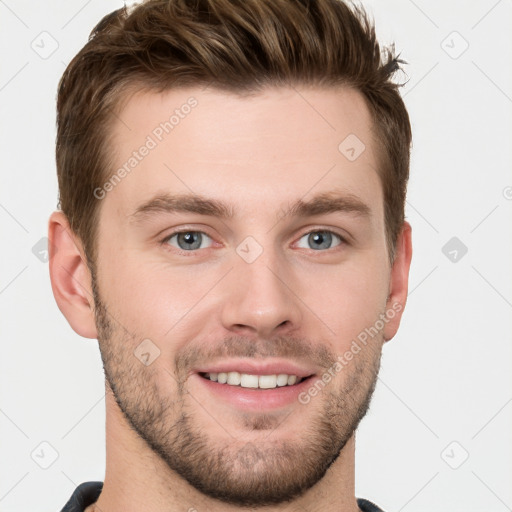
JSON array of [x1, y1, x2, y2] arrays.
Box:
[[165, 231, 213, 251], [296, 231, 343, 251]]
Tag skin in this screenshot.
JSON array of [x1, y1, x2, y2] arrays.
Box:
[[49, 85, 412, 512]]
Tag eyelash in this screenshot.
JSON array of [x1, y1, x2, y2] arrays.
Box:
[[159, 228, 348, 256]]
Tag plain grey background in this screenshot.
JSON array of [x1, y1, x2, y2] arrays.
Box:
[[1, 1, 511, 511]]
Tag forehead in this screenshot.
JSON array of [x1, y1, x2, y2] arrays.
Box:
[[104, 85, 382, 223]]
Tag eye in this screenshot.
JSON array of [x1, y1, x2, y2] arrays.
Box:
[[162, 230, 214, 251], [295, 230, 345, 251]]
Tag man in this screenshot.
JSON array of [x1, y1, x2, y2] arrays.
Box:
[[49, 0, 412, 511]]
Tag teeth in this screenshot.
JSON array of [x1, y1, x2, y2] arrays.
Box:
[[203, 371, 304, 389], [287, 375, 297, 385], [259, 375, 277, 389], [276, 374, 289, 386], [227, 371, 241, 385], [241, 374, 259, 388]]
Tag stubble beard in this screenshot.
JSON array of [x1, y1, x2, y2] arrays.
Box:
[[91, 274, 382, 507]]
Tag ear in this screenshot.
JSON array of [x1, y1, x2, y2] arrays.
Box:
[[48, 211, 98, 339], [383, 221, 412, 342]]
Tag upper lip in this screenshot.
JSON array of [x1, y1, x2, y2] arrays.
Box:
[[193, 359, 317, 378]]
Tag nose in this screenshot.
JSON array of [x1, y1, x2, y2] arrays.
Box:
[[220, 245, 303, 339]]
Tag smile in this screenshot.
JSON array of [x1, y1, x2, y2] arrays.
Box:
[[199, 371, 312, 389]]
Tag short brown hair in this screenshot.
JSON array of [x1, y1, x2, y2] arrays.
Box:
[[56, 0, 411, 270]]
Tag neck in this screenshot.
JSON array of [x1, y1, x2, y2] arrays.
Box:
[[92, 383, 361, 512]]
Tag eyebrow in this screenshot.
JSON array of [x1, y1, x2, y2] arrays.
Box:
[[129, 191, 372, 223]]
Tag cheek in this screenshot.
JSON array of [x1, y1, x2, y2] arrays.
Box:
[[99, 249, 219, 339], [313, 257, 390, 345]]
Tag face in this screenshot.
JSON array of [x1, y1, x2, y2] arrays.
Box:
[[91, 85, 400, 506]]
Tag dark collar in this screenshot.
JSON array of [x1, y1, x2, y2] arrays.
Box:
[[60, 481, 385, 512], [60, 481, 103, 512]]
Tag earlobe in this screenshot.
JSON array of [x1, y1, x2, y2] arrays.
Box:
[[383, 221, 413, 342], [48, 211, 98, 339]]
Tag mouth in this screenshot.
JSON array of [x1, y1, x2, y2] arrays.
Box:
[[191, 360, 318, 410], [194, 370, 317, 411], [198, 371, 314, 389]]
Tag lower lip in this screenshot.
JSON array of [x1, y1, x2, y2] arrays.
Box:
[[193, 373, 315, 411]]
